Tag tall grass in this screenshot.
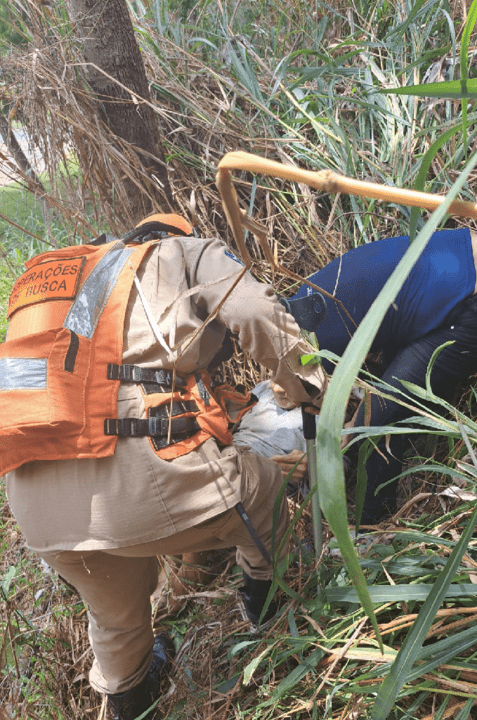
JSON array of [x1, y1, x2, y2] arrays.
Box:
[[134, 0, 474, 244]]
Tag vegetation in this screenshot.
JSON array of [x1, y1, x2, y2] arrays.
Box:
[[0, 0, 26, 52], [2, 0, 477, 718]]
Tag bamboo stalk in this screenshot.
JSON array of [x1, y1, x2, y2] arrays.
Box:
[[216, 151, 477, 268], [218, 150, 477, 219]]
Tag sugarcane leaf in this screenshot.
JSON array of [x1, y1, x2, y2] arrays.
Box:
[[327, 583, 477, 604], [409, 127, 464, 239], [384, 77, 477, 99], [243, 645, 276, 685], [268, 647, 325, 701], [370, 502, 477, 718]]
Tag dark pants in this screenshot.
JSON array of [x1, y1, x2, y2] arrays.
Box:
[[352, 293, 477, 523]]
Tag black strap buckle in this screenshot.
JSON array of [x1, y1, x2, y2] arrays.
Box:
[[104, 415, 200, 439], [107, 364, 186, 389]]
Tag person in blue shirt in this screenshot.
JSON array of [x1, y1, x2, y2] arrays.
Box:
[[289, 227, 477, 524]]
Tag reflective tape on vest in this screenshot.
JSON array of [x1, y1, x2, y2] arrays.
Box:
[[63, 241, 137, 339], [0, 357, 47, 390]]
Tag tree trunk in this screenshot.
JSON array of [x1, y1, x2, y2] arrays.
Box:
[[67, 0, 173, 221]]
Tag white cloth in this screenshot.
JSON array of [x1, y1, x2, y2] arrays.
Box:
[[233, 380, 307, 457]]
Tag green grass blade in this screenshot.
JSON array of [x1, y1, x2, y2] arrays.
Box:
[[385, 0, 435, 40], [407, 629, 477, 683], [460, 0, 477, 92], [395, 531, 457, 547], [370, 502, 477, 719], [459, 0, 477, 155], [454, 698, 475, 720], [326, 583, 477, 604], [384, 77, 477, 99], [268, 647, 325, 702], [409, 125, 463, 239], [355, 625, 477, 683]]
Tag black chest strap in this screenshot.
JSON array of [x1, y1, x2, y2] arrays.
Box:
[[107, 364, 186, 389]]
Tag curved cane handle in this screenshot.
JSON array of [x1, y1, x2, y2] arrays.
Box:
[[216, 150, 477, 267]]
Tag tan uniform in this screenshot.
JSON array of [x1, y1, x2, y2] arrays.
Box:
[[6, 235, 323, 695]]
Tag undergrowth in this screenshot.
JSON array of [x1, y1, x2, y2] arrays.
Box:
[[1, 0, 477, 718]]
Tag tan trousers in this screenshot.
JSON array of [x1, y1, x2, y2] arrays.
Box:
[[41, 450, 289, 695]]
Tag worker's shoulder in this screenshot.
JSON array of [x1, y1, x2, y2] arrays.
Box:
[[174, 234, 246, 268]]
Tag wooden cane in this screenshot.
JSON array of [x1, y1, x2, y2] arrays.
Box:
[[216, 150, 477, 268]]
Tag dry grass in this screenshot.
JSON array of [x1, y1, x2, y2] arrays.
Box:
[[0, 1, 404, 264]]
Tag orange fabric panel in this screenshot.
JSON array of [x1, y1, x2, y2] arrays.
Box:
[[6, 300, 72, 341], [0, 329, 92, 475], [7, 241, 116, 339], [8, 256, 86, 318], [0, 328, 90, 431], [189, 372, 234, 446], [141, 372, 233, 461], [22, 242, 102, 268], [213, 383, 257, 424]]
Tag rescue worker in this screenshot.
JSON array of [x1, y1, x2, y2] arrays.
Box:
[[287, 226, 477, 523], [0, 214, 325, 720]]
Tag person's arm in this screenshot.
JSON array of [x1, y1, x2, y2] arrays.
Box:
[[193, 238, 326, 407]]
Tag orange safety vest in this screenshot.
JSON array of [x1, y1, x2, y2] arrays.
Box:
[[0, 215, 253, 475]]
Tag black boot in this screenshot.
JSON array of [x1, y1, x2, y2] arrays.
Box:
[[108, 634, 171, 720], [240, 572, 277, 625]]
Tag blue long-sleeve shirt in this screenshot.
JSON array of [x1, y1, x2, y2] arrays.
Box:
[[291, 228, 475, 362]]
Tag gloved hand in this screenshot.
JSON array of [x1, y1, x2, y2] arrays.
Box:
[[270, 381, 297, 409], [271, 449, 308, 482], [270, 381, 326, 412]]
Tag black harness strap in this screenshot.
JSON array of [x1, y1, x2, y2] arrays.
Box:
[[64, 331, 79, 373], [149, 400, 198, 419], [105, 365, 199, 448], [104, 415, 200, 439], [89, 233, 116, 246], [89, 221, 192, 247], [107, 364, 187, 389], [234, 502, 272, 566], [122, 221, 193, 244]]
